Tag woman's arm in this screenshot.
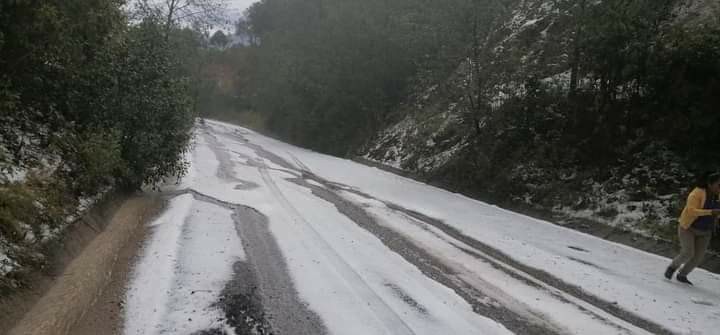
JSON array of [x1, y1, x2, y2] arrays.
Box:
[[685, 190, 713, 217]]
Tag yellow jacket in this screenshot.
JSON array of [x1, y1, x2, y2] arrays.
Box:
[[679, 187, 719, 230]]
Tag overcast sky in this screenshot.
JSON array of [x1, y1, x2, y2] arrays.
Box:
[[226, 0, 257, 19], [219, 0, 257, 32], [128, 0, 258, 33]]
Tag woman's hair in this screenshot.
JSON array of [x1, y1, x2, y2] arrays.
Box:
[[696, 171, 720, 189]]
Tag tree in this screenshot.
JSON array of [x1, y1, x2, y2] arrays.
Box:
[[224, 0, 503, 153], [0, 0, 200, 287], [234, 16, 257, 46], [1, 0, 196, 191], [113, 19, 196, 189], [0, 0, 126, 185], [568, 0, 587, 96], [462, 0, 511, 136], [210, 29, 228, 47], [134, 0, 228, 32]]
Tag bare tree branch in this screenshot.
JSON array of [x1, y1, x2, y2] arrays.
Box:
[[133, 0, 228, 30]]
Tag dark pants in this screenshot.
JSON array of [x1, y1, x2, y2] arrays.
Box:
[[670, 226, 712, 276]]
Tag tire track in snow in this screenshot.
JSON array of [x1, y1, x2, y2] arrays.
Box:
[[228, 135, 559, 334], [230, 132, 670, 335], [203, 128, 419, 334], [282, 147, 670, 335], [378, 207, 646, 334], [212, 123, 676, 334], [228, 206, 328, 335], [255, 161, 418, 335], [288, 177, 565, 335], [175, 130, 330, 335], [309, 179, 668, 335], [201, 129, 259, 190], [382, 203, 672, 335], [155, 189, 328, 335]]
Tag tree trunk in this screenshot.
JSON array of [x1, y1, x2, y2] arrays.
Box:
[[569, 0, 586, 96], [165, 0, 178, 38]]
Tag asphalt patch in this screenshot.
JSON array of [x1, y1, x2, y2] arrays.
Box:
[[216, 261, 272, 335]]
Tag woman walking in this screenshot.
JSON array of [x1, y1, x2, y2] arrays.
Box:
[[665, 171, 720, 285]]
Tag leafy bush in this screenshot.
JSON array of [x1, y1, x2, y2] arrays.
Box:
[[0, 0, 198, 286], [71, 130, 125, 196], [112, 20, 195, 189], [1, 1, 197, 191]]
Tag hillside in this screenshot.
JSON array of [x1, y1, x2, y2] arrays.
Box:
[[193, 0, 720, 256], [361, 0, 720, 247]]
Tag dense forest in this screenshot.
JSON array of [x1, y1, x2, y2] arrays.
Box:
[[0, 0, 209, 291], [207, 0, 719, 160], [201, 0, 720, 250]]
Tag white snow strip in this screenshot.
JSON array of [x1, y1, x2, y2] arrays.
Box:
[[0, 249, 18, 276], [124, 194, 194, 335], [124, 194, 246, 335], [3, 168, 27, 183]]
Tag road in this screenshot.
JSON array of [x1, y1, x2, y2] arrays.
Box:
[[123, 120, 720, 335]]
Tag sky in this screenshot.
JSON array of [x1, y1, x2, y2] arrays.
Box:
[[126, 1, 257, 33], [226, 0, 257, 20], [220, 0, 257, 32]]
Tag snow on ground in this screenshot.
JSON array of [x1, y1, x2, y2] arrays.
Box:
[[0, 247, 18, 276], [125, 119, 720, 335], [125, 126, 514, 334], [204, 120, 720, 334], [365, 116, 416, 170], [541, 69, 572, 91], [211, 126, 510, 334], [338, 190, 650, 335], [364, 110, 468, 173], [1, 168, 27, 184], [124, 193, 245, 335], [674, 0, 720, 26], [417, 140, 467, 172], [264, 171, 509, 335], [557, 190, 674, 237]]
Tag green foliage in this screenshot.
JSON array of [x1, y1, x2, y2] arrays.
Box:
[[0, 0, 199, 287], [71, 130, 125, 196], [242, 0, 478, 155], [234, 0, 718, 168], [210, 29, 228, 47], [195, 46, 256, 120], [113, 20, 195, 189], [0, 173, 74, 292], [0, 175, 69, 246], [1, 1, 196, 192], [647, 25, 720, 166], [0, 184, 35, 243]]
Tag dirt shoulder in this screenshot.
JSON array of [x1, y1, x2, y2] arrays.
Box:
[[0, 193, 123, 333], [70, 207, 153, 335], [2, 194, 162, 335]]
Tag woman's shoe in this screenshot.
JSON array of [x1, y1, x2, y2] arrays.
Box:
[[676, 274, 693, 286], [664, 266, 676, 280]]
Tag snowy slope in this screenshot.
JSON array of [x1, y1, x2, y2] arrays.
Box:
[[124, 120, 720, 335], [362, 0, 714, 240]]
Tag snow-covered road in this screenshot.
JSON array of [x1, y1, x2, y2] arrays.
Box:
[[124, 120, 720, 335]]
